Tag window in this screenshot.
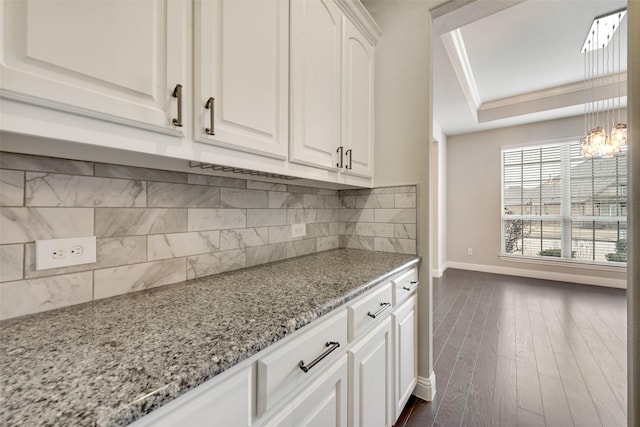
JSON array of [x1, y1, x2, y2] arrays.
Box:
[[502, 141, 627, 265]]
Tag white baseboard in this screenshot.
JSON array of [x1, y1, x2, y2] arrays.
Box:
[[413, 371, 436, 401], [431, 262, 449, 278], [446, 261, 627, 289]]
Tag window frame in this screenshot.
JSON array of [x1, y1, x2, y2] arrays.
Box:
[[500, 138, 627, 268]]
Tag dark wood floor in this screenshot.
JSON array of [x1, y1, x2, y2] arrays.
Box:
[[395, 269, 627, 427]]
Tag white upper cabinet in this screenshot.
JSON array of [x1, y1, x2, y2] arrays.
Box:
[[194, 0, 289, 159], [290, 0, 379, 180], [289, 0, 343, 170], [341, 17, 374, 179], [0, 0, 187, 135]]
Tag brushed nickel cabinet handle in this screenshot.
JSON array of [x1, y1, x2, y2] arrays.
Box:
[[172, 84, 183, 127], [345, 149, 353, 170], [205, 97, 215, 135], [403, 281, 419, 292], [299, 341, 340, 373], [367, 302, 391, 318], [336, 146, 344, 168]]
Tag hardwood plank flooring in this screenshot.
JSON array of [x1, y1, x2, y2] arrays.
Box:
[[395, 269, 627, 427]]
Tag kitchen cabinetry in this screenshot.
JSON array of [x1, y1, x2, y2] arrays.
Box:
[[341, 17, 375, 178], [289, 0, 343, 171], [392, 295, 418, 423], [194, 0, 289, 159], [256, 311, 348, 416], [391, 267, 419, 423], [348, 318, 393, 427], [0, 0, 379, 187], [263, 356, 348, 427], [0, 0, 187, 136], [128, 264, 418, 427], [289, 0, 377, 179]]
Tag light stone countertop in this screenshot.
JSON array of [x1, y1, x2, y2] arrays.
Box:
[[0, 249, 419, 427]]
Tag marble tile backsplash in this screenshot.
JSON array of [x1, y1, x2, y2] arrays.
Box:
[[0, 152, 417, 320]]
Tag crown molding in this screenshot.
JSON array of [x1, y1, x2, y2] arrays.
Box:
[[478, 72, 628, 123], [441, 29, 480, 122], [480, 72, 627, 111]]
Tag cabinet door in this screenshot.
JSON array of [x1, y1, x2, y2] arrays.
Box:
[[341, 18, 374, 179], [349, 317, 392, 427], [393, 295, 418, 423], [264, 355, 348, 427], [0, 0, 187, 135], [194, 0, 288, 159], [289, 0, 342, 170]]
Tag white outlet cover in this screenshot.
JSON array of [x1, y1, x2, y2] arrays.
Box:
[[291, 223, 306, 238], [35, 236, 97, 271]]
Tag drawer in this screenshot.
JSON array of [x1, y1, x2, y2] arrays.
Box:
[[256, 310, 348, 416], [130, 364, 253, 427], [392, 267, 418, 306], [348, 282, 393, 342]]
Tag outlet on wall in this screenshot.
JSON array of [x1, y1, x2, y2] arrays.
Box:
[[35, 236, 97, 270], [291, 223, 306, 238], [467, 248, 473, 256]]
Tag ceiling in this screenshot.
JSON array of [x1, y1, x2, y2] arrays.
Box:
[[432, 0, 628, 136]]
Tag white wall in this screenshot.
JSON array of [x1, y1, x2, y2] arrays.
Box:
[[431, 121, 447, 277], [446, 113, 627, 288], [364, 0, 435, 400]]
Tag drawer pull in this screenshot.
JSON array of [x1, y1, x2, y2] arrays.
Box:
[[299, 341, 340, 373], [403, 281, 420, 292], [172, 84, 183, 127], [367, 302, 391, 319], [205, 97, 215, 135], [336, 146, 344, 168]]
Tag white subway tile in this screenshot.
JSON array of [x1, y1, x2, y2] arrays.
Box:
[[0, 170, 24, 206], [148, 182, 220, 208], [220, 228, 269, 250], [186, 249, 246, 280], [247, 209, 287, 227], [94, 258, 186, 299], [221, 188, 268, 208], [95, 164, 187, 183], [0, 207, 93, 244], [374, 209, 417, 224], [188, 209, 247, 231], [374, 238, 417, 254], [0, 244, 23, 282], [0, 152, 93, 175], [0, 272, 93, 320], [96, 208, 186, 237], [25, 173, 146, 207], [395, 193, 417, 208], [148, 231, 220, 261]]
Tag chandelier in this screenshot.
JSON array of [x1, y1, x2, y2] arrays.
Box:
[[580, 8, 627, 158]]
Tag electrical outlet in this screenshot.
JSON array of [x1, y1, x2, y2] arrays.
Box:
[[291, 223, 306, 238], [35, 236, 96, 270], [467, 248, 473, 256]]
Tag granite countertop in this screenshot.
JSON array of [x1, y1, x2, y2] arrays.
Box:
[[0, 249, 419, 427]]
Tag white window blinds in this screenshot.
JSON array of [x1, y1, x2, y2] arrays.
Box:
[[502, 142, 627, 264]]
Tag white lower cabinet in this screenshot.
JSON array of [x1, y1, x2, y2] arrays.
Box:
[[131, 266, 418, 427], [392, 295, 418, 423], [256, 311, 348, 416], [348, 317, 393, 427], [263, 355, 348, 427]]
